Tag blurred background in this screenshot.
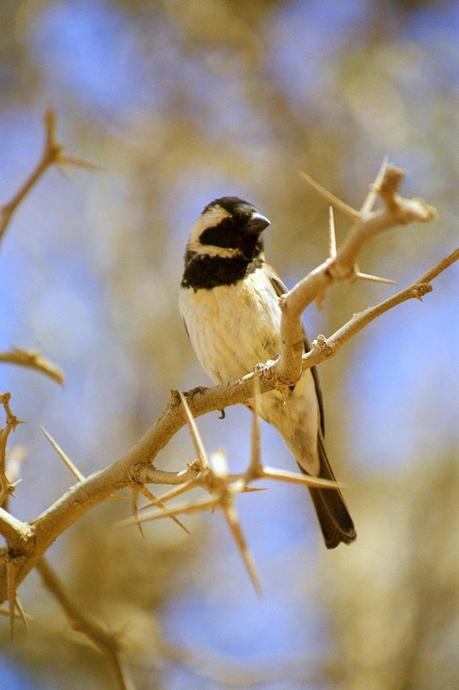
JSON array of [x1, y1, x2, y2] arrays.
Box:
[[0, 1, 458, 688]]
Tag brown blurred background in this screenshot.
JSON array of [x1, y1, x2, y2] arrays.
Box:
[[0, 1, 458, 688]]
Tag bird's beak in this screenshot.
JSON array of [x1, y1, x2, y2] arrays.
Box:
[[246, 212, 271, 234]]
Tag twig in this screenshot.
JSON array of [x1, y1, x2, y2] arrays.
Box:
[[419, 248, 459, 282], [0, 348, 64, 385], [36, 558, 133, 690]]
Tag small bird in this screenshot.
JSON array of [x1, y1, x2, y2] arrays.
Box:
[[179, 197, 356, 548]]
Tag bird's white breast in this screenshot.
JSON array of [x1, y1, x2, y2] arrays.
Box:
[[179, 267, 320, 474], [179, 268, 282, 383]]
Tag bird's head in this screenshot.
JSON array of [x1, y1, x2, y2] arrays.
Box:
[[187, 196, 270, 260]]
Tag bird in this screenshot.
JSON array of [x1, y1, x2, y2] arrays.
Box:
[[179, 196, 356, 548]]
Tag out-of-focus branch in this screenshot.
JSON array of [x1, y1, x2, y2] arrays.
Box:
[[0, 111, 61, 243], [36, 559, 133, 690], [0, 348, 64, 385], [0, 110, 96, 246]]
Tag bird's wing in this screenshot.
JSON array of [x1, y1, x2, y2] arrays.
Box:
[[263, 262, 325, 435], [182, 318, 189, 338]]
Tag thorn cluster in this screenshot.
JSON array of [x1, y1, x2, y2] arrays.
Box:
[[119, 380, 342, 596], [303, 159, 400, 304]]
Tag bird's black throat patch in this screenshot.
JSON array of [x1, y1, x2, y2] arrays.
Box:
[[199, 216, 261, 256], [181, 251, 264, 290]]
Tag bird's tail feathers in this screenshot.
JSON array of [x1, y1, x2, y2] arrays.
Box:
[[306, 434, 356, 549]]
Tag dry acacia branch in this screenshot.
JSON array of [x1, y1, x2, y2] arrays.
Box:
[[0, 247, 456, 603], [0, 348, 64, 385], [36, 559, 133, 690]]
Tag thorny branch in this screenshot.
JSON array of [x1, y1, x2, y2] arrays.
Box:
[[120, 384, 338, 595], [0, 161, 457, 608], [0, 121, 457, 686]]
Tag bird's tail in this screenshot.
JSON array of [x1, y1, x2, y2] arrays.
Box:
[[306, 434, 356, 549]]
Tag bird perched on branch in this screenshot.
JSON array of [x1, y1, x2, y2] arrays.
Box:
[[179, 197, 356, 548]]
